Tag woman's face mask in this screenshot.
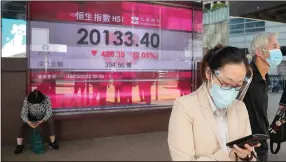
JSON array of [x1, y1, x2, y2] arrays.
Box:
[[208, 70, 246, 109]]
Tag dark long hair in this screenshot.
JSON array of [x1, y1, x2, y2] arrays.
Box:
[[200, 45, 250, 81], [200, 44, 224, 81], [27, 89, 46, 104]]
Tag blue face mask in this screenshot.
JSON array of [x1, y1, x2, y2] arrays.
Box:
[[266, 49, 282, 68], [209, 83, 239, 109]]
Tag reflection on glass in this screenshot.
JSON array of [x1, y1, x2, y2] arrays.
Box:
[[30, 70, 194, 111], [137, 72, 157, 104], [177, 70, 192, 96], [113, 72, 122, 104], [72, 72, 87, 106], [120, 72, 135, 105]]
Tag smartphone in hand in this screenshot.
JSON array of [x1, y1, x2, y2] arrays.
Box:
[[226, 134, 269, 149]]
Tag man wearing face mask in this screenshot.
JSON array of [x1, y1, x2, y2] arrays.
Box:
[[243, 32, 282, 162]]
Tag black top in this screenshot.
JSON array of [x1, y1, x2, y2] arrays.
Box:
[[243, 62, 270, 137], [279, 88, 286, 106]]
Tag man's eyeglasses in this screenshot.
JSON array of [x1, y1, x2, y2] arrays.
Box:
[[212, 70, 249, 91]]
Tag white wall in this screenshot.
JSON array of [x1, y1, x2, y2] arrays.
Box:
[[266, 21, 286, 75], [265, 21, 286, 46], [229, 20, 286, 51], [228, 20, 286, 75], [203, 21, 229, 48]]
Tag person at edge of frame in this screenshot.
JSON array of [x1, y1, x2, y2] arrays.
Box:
[[14, 90, 60, 154], [243, 32, 282, 162]]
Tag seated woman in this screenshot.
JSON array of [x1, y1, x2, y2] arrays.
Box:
[[168, 46, 259, 161], [14, 90, 59, 154]]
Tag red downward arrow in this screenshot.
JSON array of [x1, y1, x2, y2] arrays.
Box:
[[91, 50, 97, 56]]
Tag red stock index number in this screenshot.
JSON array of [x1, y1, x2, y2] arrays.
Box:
[[76, 28, 160, 48]]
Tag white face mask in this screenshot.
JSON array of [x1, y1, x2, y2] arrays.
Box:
[[209, 82, 239, 109], [266, 49, 283, 68], [208, 70, 252, 108], [208, 71, 239, 109]]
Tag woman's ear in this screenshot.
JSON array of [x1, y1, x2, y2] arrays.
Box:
[[205, 67, 211, 80]]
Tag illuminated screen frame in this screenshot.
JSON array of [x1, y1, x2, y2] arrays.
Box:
[[27, 1, 203, 114]]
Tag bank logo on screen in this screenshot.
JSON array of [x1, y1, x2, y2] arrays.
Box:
[[131, 16, 139, 25], [1, 18, 26, 57]]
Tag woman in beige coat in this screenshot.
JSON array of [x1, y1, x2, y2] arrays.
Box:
[[168, 46, 259, 161]]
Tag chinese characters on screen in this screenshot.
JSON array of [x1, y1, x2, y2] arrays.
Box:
[[29, 1, 203, 112]]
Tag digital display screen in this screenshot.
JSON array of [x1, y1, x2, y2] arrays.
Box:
[[29, 1, 203, 112]]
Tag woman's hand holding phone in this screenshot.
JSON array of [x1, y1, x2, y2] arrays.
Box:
[[232, 143, 261, 160]]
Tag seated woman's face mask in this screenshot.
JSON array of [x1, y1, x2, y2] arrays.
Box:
[[208, 70, 251, 109]]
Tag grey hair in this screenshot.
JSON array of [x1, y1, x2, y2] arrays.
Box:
[[248, 32, 278, 57]]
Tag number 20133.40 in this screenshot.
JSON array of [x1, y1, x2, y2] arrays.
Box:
[[77, 28, 160, 48]]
